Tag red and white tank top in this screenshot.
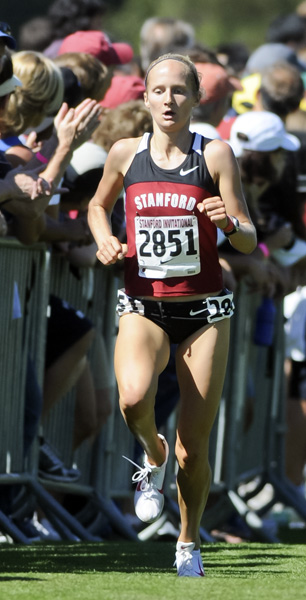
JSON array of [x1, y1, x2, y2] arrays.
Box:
[[123, 132, 223, 297]]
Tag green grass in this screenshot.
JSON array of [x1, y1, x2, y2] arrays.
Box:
[[1, 540, 306, 600]]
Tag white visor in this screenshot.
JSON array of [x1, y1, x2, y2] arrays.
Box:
[[0, 74, 22, 97]]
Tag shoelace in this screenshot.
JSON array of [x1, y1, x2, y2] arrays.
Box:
[[174, 550, 204, 577], [174, 549, 192, 568], [122, 455, 153, 483]]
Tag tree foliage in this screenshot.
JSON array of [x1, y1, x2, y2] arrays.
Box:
[[103, 0, 303, 57], [0, 0, 303, 58]]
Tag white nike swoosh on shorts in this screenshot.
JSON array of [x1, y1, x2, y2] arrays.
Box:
[[179, 166, 199, 176], [189, 308, 207, 316]]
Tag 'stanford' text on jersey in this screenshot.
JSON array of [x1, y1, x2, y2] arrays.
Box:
[[123, 132, 223, 297]]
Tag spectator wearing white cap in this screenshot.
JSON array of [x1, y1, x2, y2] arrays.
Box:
[[229, 64, 306, 280], [229, 110, 301, 156], [227, 110, 306, 289]]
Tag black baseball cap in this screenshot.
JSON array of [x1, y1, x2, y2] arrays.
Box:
[[0, 22, 16, 49]]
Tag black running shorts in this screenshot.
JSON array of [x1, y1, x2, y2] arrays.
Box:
[[116, 288, 234, 344]]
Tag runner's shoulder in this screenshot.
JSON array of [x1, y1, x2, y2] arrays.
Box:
[[107, 137, 142, 174]]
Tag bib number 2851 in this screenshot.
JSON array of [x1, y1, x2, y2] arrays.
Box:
[[135, 215, 200, 279]]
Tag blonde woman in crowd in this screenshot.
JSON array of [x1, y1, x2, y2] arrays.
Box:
[[3, 51, 64, 138]]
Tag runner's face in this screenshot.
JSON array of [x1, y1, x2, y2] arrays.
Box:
[[144, 60, 198, 131]]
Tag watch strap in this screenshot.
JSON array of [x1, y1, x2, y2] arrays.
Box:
[[223, 216, 239, 237], [222, 216, 235, 234]]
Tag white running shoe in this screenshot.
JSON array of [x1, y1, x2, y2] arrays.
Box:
[[174, 541, 205, 577], [124, 434, 169, 524]]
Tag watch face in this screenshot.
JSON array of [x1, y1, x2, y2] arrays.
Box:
[[232, 217, 239, 231]]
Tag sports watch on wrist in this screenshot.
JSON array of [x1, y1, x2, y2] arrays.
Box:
[[222, 215, 240, 237]]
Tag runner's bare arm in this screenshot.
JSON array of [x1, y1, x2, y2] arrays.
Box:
[[88, 138, 139, 265], [199, 139, 257, 254]]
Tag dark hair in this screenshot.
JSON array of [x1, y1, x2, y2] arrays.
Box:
[[0, 21, 12, 36], [239, 150, 279, 185], [260, 86, 302, 117], [63, 167, 102, 198], [238, 150, 306, 240], [259, 61, 304, 118], [0, 52, 13, 110], [60, 66, 83, 107], [216, 41, 250, 75], [0, 52, 13, 85], [48, 0, 107, 37], [266, 13, 306, 44], [160, 43, 220, 66], [18, 17, 54, 52], [259, 154, 306, 240], [187, 44, 220, 65], [239, 151, 290, 237]]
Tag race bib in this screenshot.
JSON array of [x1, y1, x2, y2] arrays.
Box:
[[135, 215, 200, 279], [205, 293, 235, 323]]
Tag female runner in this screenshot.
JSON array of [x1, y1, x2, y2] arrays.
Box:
[[88, 53, 256, 576]]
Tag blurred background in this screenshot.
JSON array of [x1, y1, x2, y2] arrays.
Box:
[[1, 0, 303, 55]]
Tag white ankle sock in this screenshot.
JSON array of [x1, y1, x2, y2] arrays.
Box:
[[176, 541, 196, 553]]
